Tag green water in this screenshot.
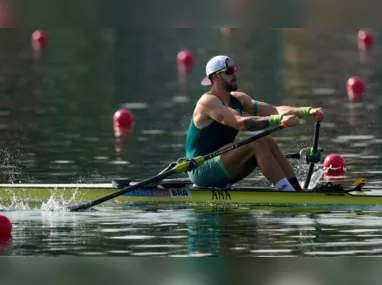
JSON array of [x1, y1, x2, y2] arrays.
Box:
[[1, 29, 382, 256]]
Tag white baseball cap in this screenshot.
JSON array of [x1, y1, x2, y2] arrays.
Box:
[[200, 55, 236, 86]]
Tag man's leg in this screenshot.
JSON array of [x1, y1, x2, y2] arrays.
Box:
[[230, 156, 258, 184], [263, 136, 302, 190], [219, 137, 295, 191]]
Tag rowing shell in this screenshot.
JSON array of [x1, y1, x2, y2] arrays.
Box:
[[1, 178, 382, 208]]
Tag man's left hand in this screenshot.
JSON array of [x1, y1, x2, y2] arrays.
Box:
[[309, 108, 324, 122]]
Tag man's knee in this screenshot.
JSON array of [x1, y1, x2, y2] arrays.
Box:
[[263, 135, 278, 148], [250, 137, 270, 152]]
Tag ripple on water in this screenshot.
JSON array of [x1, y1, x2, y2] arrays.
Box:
[[94, 156, 108, 160], [109, 235, 156, 240], [52, 160, 74, 164], [130, 244, 184, 248], [172, 95, 190, 103], [100, 228, 140, 233], [141, 130, 166, 135], [107, 250, 131, 254], [131, 252, 169, 256], [250, 249, 293, 254], [5, 203, 382, 257], [311, 88, 336, 95], [336, 135, 375, 141], [109, 161, 130, 165], [122, 102, 148, 109]]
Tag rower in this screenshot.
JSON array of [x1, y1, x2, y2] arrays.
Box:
[[185, 55, 324, 191]]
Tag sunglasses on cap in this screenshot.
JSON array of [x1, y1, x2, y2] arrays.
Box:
[[215, 66, 237, 75], [213, 57, 237, 75]]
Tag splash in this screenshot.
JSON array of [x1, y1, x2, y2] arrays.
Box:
[[308, 168, 325, 189], [286, 147, 325, 189], [1, 185, 83, 212], [0, 145, 34, 185], [5, 197, 30, 211], [40, 187, 81, 212], [1, 187, 31, 211]]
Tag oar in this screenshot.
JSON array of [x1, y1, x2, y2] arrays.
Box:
[[68, 123, 288, 212], [303, 122, 321, 189], [113, 150, 304, 188], [285, 153, 301, 159]]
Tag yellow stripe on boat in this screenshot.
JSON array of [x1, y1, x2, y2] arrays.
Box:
[[1, 183, 382, 207]]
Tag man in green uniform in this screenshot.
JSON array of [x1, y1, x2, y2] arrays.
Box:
[[185, 55, 324, 191]]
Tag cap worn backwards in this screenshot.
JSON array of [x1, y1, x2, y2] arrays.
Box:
[[200, 55, 235, 86]]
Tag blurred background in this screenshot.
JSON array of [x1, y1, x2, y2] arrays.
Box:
[[1, 1, 382, 280], [0, 27, 380, 187]]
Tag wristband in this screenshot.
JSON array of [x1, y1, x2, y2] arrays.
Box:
[[253, 101, 259, 116], [269, 115, 282, 126], [299, 107, 312, 117]]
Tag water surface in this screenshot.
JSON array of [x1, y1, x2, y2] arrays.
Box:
[[1, 29, 382, 256]]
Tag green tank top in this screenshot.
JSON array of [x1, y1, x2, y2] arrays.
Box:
[[186, 94, 243, 158]]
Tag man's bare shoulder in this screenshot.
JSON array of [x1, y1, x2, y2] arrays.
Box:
[[193, 94, 223, 126], [197, 93, 222, 108], [231, 91, 251, 100]]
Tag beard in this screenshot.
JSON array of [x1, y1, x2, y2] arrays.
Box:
[[223, 80, 238, 92]]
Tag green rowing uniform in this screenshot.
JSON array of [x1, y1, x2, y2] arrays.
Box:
[[185, 93, 243, 186]]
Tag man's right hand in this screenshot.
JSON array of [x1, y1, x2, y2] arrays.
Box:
[[282, 115, 300, 127]]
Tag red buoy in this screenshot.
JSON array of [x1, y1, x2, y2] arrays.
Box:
[[32, 30, 48, 50], [0, 215, 12, 236], [0, 2, 13, 28], [177, 50, 194, 73], [323, 153, 346, 177], [220, 28, 233, 34], [0, 235, 11, 249], [113, 108, 134, 131], [358, 30, 373, 50], [324, 154, 346, 182], [347, 76, 365, 102]]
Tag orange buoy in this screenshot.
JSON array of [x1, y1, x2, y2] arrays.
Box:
[[177, 50, 194, 73], [347, 76, 365, 102], [358, 30, 373, 50], [0, 215, 12, 236]]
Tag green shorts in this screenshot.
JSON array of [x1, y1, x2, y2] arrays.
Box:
[[188, 156, 233, 187]]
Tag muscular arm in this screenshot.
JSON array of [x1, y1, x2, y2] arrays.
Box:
[[232, 91, 306, 117], [243, 117, 270, 131], [274, 106, 302, 117], [198, 95, 271, 132]]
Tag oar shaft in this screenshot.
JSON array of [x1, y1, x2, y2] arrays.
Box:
[[68, 124, 287, 212], [303, 122, 320, 189], [172, 124, 287, 174], [204, 124, 286, 160], [68, 168, 177, 211], [312, 122, 320, 152], [285, 153, 300, 159]]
